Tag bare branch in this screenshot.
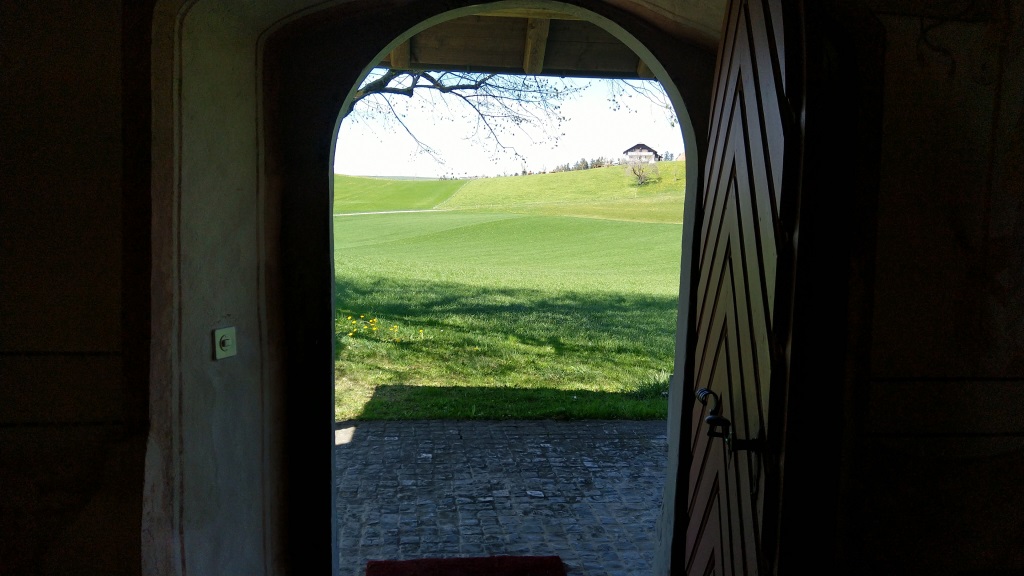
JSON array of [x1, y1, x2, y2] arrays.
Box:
[[604, 79, 676, 127], [340, 68, 674, 169], [378, 94, 444, 164]]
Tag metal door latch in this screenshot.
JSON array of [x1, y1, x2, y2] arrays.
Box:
[[695, 388, 762, 453]]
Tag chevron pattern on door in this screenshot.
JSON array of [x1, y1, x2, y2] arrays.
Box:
[[685, 0, 798, 574]]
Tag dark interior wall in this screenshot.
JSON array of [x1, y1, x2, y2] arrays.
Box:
[[0, 0, 149, 573], [855, 4, 1024, 574], [1, 1, 1022, 574]]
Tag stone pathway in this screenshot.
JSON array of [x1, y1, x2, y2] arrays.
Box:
[[335, 420, 668, 576]]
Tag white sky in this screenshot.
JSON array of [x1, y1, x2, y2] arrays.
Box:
[[334, 77, 685, 179]]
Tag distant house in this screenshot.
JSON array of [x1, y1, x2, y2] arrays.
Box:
[[623, 143, 662, 164]]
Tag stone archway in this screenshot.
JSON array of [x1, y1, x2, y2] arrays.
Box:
[[148, 1, 717, 572]]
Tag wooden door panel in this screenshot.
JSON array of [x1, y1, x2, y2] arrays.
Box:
[[698, 140, 778, 361], [703, 46, 782, 335], [745, 0, 788, 204], [689, 327, 729, 506], [687, 474, 721, 576], [689, 255, 764, 574], [687, 0, 797, 573]]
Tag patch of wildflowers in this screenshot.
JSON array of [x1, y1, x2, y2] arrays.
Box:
[[340, 313, 421, 344]]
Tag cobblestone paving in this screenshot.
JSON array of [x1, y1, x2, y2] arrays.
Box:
[[335, 420, 668, 576]]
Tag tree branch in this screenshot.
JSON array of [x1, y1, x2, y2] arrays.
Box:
[[341, 68, 673, 170]]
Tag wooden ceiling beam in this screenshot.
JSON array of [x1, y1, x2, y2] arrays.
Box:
[[377, 15, 653, 79], [637, 58, 655, 79], [523, 18, 550, 74], [389, 38, 411, 69]]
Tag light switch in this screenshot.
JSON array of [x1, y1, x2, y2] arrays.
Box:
[[214, 327, 237, 359]]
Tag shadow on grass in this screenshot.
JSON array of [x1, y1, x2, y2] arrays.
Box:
[[336, 277, 678, 355], [356, 383, 670, 420], [334, 276, 678, 420]]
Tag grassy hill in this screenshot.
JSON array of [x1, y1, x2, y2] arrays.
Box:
[[332, 162, 687, 420], [332, 174, 466, 214], [333, 160, 686, 223], [439, 161, 685, 223]]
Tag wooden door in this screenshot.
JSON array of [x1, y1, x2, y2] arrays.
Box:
[[685, 0, 802, 574]]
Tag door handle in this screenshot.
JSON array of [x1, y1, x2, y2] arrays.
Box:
[[695, 388, 762, 453], [695, 388, 730, 438]]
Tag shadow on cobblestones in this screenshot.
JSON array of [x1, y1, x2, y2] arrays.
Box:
[[335, 420, 668, 576], [357, 384, 669, 421]]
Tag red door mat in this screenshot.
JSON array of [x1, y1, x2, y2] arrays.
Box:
[[365, 555, 566, 576]]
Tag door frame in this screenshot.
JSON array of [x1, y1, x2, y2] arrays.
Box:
[[150, 0, 722, 572], [264, 2, 714, 571]]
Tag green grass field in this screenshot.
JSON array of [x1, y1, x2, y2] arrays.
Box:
[[333, 174, 466, 213], [438, 162, 685, 223], [334, 161, 685, 420]]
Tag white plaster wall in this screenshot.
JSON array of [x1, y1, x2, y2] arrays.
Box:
[[149, 1, 301, 573], [177, 2, 266, 572]]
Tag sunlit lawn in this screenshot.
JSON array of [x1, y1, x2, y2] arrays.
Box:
[[334, 162, 685, 420]]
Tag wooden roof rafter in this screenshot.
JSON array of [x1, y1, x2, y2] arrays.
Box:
[[523, 17, 551, 74], [382, 10, 658, 80]]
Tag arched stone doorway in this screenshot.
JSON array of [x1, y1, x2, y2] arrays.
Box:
[[148, 1, 717, 572]]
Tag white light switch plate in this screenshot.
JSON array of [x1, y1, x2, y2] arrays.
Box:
[[214, 327, 237, 359]]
